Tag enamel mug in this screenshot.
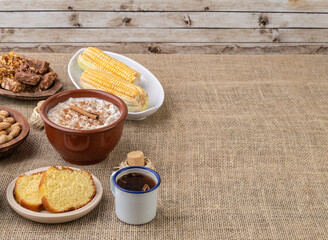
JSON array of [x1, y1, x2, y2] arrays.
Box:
[[110, 166, 161, 225]]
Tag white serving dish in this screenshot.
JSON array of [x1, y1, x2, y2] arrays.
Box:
[[68, 48, 165, 120], [7, 166, 103, 224]]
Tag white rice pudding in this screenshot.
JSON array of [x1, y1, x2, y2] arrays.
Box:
[[48, 97, 121, 130]]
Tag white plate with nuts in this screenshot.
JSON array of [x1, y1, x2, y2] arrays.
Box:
[[0, 107, 30, 159]]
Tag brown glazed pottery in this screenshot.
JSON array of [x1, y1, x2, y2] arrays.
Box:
[[0, 106, 30, 159], [39, 89, 127, 165]]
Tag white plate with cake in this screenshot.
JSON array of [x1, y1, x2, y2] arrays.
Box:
[[6, 166, 103, 224]]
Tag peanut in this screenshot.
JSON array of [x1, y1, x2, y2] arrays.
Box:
[[0, 134, 13, 144], [10, 122, 20, 128], [0, 113, 21, 144], [0, 122, 11, 131], [9, 125, 21, 138], [0, 130, 7, 137], [4, 117, 15, 124], [0, 110, 9, 118], [7, 122, 20, 134]]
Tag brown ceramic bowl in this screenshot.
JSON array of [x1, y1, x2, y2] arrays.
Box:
[[39, 89, 128, 165], [0, 107, 30, 159]]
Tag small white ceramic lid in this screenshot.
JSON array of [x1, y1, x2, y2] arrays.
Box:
[[6, 166, 103, 224]]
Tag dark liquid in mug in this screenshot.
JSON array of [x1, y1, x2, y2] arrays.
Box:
[[117, 173, 156, 191]]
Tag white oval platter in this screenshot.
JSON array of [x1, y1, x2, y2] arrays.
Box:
[[68, 48, 165, 120]]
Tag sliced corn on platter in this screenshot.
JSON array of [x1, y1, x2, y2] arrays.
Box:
[[81, 69, 149, 112], [78, 47, 148, 112], [78, 47, 141, 85]]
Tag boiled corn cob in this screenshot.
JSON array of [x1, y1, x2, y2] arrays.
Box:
[[80, 68, 148, 112], [78, 47, 141, 84]]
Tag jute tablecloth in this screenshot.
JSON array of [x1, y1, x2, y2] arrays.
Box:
[[0, 54, 328, 239]]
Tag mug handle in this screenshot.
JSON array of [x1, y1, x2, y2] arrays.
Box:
[[110, 172, 116, 196]]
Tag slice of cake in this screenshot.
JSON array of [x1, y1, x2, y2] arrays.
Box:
[[39, 166, 96, 213], [14, 172, 44, 211]]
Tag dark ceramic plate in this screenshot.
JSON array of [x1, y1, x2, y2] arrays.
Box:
[[0, 79, 62, 100], [0, 106, 30, 159]]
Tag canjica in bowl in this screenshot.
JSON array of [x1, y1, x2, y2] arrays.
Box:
[[40, 89, 127, 165]]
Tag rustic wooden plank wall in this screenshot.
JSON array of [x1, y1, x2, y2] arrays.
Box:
[[0, 0, 327, 54]]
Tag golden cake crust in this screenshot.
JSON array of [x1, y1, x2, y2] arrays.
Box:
[[39, 166, 96, 213], [14, 172, 44, 212]]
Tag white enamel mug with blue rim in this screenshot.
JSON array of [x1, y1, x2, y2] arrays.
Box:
[[110, 166, 161, 225]]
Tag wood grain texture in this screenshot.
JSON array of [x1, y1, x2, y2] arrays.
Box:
[[1, 43, 327, 54], [1, 28, 327, 43], [0, 0, 327, 54], [1, 12, 328, 28], [1, 0, 328, 12]]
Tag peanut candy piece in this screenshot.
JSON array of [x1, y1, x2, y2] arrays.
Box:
[[1, 77, 23, 93], [37, 72, 58, 90], [0, 51, 23, 69], [0, 51, 23, 85], [15, 71, 41, 85]]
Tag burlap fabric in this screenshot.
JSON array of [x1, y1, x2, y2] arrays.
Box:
[[0, 54, 327, 239]]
